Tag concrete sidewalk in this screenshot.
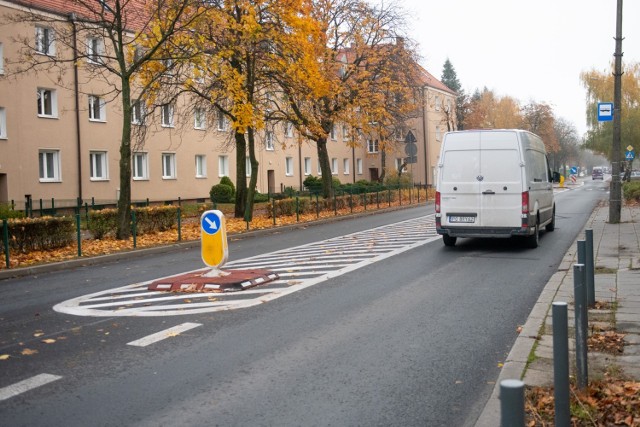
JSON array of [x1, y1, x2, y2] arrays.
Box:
[[475, 203, 640, 426]]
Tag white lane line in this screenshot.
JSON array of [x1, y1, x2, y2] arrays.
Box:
[[0, 373, 62, 402], [126, 322, 202, 347]]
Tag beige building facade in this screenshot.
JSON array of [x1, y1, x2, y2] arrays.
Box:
[[0, 0, 456, 210]]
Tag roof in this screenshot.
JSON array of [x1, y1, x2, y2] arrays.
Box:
[[414, 64, 457, 96]]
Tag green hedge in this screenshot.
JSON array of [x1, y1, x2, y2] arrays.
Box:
[[88, 206, 178, 239], [0, 203, 24, 220], [1, 216, 74, 253], [623, 182, 640, 201]]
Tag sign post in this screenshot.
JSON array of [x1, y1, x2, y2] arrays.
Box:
[[200, 210, 228, 274]]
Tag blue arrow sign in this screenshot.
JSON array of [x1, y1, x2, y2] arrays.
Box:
[[626, 151, 635, 160], [570, 167, 578, 175], [201, 212, 221, 235]]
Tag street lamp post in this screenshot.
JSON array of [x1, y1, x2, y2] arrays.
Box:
[[609, 0, 623, 223]]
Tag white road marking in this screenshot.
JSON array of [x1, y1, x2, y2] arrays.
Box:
[[54, 215, 439, 317], [126, 322, 202, 347], [0, 374, 62, 402]]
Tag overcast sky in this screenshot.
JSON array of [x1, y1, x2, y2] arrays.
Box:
[[397, 0, 640, 136]]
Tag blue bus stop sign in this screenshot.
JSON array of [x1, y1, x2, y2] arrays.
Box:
[[598, 103, 613, 122]]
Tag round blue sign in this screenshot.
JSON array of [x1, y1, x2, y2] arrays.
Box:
[[201, 212, 221, 235]]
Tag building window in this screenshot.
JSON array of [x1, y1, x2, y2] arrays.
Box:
[[367, 139, 379, 153], [304, 157, 311, 175], [131, 100, 145, 125], [284, 122, 294, 138], [86, 37, 103, 64], [265, 131, 274, 151], [395, 158, 404, 171], [330, 124, 336, 140], [195, 155, 207, 178], [161, 104, 174, 127], [436, 125, 441, 141], [342, 124, 350, 140], [194, 108, 206, 130], [285, 157, 293, 176], [331, 158, 338, 175], [162, 153, 176, 179], [246, 158, 251, 177], [35, 26, 55, 56], [37, 88, 57, 118], [0, 107, 6, 139], [435, 95, 441, 111], [356, 158, 363, 175], [162, 58, 174, 76], [218, 155, 229, 177], [89, 151, 108, 180], [132, 152, 148, 180], [317, 160, 322, 175], [217, 109, 227, 131], [88, 95, 106, 122], [0, 43, 4, 74], [343, 158, 350, 175], [39, 150, 61, 182]]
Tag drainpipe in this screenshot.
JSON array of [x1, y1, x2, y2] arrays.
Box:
[[69, 13, 83, 201]]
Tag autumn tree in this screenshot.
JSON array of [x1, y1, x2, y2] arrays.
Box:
[[270, 0, 420, 196], [463, 88, 521, 130], [581, 63, 640, 160], [6, 0, 203, 239], [521, 101, 559, 153], [551, 117, 580, 175]]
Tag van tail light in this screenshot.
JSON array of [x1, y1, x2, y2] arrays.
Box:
[[435, 191, 441, 213], [521, 191, 529, 214]]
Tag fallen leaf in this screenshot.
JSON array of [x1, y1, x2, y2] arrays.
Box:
[[41, 339, 56, 344], [21, 348, 38, 355], [33, 331, 44, 337], [0, 354, 10, 360]]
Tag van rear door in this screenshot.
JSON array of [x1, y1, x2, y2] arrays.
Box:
[[477, 132, 523, 228]]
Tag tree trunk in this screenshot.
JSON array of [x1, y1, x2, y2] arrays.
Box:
[[116, 78, 133, 240], [244, 127, 259, 222], [234, 131, 247, 218], [316, 137, 333, 199], [379, 150, 387, 183]]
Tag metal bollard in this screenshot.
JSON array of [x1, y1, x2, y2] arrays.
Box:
[[585, 229, 595, 306], [552, 302, 570, 426], [574, 263, 588, 390], [500, 379, 525, 427]]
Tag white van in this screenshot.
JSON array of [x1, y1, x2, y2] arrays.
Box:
[[435, 129, 555, 248]]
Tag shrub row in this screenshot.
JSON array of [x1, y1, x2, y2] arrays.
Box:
[[623, 182, 640, 201], [266, 192, 398, 218], [1, 216, 74, 253], [88, 206, 178, 239]]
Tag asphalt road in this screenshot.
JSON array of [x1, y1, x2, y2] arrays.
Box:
[[0, 180, 608, 426]]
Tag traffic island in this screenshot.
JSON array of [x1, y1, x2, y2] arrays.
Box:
[[148, 268, 279, 293]]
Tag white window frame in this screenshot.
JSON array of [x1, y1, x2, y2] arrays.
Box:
[[343, 158, 350, 175], [0, 107, 6, 139], [88, 95, 106, 122], [218, 155, 229, 177], [246, 158, 251, 177], [0, 43, 4, 75], [35, 26, 55, 56], [194, 107, 206, 130], [436, 125, 441, 141], [132, 152, 149, 180], [86, 36, 103, 64], [217, 109, 227, 131], [89, 151, 108, 180], [330, 124, 336, 140], [367, 139, 379, 154], [285, 157, 293, 176], [161, 104, 174, 127], [37, 88, 57, 118], [38, 149, 61, 182], [162, 153, 177, 179], [435, 95, 441, 111], [342, 124, 349, 140], [331, 158, 338, 175], [284, 122, 294, 138], [195, 155, 207, 178], [131, 100, 145, 125], [304, 157, 311, 176], [317, 160, 322, 175], [265, 131, 274, 151], [356, 158, 363, 175], [396, 158, 404, 171]]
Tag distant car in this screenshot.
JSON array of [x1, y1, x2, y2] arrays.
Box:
[[631, 171, 640, 181], [592, 168, 604, 180]]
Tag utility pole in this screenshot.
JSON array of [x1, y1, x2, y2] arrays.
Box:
[[609, 0, 623, 223]]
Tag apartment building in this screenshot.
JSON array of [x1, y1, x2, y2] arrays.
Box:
[[0, 0, 456, 209]]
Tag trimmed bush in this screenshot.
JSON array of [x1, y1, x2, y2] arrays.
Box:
[[219, 176, 236, 195], [87, 206, 179, 239], [210, 184, 234, 204], [623, 182, 640, 201], [0, 203, 25, 220], [2, 216, 74, 253], [266, 198, 311, 218]]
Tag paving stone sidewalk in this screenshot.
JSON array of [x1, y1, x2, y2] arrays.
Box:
[[475, 203, 640, 426]]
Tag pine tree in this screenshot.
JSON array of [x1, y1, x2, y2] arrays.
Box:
[[440, 59, 466, 130]]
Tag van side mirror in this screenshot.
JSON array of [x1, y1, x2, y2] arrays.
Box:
[[552, 171, 560, 183]]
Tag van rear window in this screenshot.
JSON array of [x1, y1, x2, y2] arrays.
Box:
[[441, 150, 480, 182], [481, 149, 520, 182]]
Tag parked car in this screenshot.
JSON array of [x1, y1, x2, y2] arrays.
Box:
[[592, 167, 604, 180]]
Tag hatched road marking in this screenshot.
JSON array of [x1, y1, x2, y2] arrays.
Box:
[[127, 322, 202, 347], [53, 215, 438, 317], [0, 374, 62, 402]]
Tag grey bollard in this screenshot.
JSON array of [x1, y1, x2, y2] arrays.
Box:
[[574, 263, 588, 390], [552, 302, 570, 426], [500, 379, 525, 427], [585, 229, 595, 306]]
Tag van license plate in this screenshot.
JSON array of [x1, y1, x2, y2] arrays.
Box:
[[449, 216, 475, 223]]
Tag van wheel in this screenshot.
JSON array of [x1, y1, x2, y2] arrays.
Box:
[[545, 208, 556, 232], [443, 235, 457, 247], [525, 222, 539, 248]]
